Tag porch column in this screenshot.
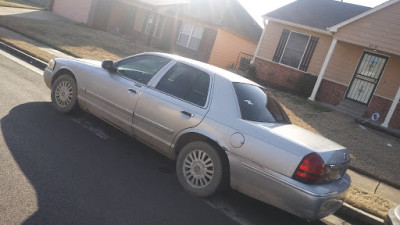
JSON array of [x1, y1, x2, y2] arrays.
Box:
[[308, 38, 337, 101], [381, 85, 400, 128], [251, 20, 267, 64]]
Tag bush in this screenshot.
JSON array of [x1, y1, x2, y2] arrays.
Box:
[[247, 64, 256, 77], [293, 73, 317, 97]]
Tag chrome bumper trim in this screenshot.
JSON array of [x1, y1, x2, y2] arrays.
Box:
[[240, 162, 340, 197]]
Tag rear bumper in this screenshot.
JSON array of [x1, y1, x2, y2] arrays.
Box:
[[228, 153, 351, 220]]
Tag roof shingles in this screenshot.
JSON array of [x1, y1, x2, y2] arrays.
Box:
[[265, 0, 371, 30]]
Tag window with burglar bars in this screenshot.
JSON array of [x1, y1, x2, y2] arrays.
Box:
[[273, 29, 318, 71], [177, 22, 204, 51]]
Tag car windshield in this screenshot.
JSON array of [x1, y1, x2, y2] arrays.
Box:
[[233, 83, 291, 124]]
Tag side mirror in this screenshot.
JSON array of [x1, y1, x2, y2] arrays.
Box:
[[101, 60, 115, 72]]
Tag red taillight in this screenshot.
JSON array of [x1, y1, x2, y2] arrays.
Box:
[[293, 153, 325, 184]]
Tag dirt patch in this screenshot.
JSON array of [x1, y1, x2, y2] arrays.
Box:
[[346, 185, 396, 219], [0, 16, 157, 61]]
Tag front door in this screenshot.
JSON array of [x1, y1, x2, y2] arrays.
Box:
[[346, 52, 388, 104]]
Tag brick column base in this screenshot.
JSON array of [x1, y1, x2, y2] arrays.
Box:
[[366, 95, 400, 129], [316, 80, 347, 106]]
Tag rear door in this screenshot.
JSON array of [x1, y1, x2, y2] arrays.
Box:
[[132, 62, 212, 155]]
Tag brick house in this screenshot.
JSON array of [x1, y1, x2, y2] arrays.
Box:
[[50, 0, 262, 69], [252, 0, 400, 129]]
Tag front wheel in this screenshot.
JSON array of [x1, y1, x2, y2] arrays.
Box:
[[51, 74, 78, 113], [176, 141, 228, 197]]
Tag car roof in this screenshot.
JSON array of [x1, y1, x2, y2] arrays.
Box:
[[145, 52, 260, 86]]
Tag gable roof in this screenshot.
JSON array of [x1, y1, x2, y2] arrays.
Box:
[[329, 0, 399, 32], [168, 0, 262, 43], [264, 0, 371, 31]]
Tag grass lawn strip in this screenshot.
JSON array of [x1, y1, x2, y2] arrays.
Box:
[[0, 16, 156, 61], [0, 0, 43, 10], [0, 15, 398, 219], [0, 30, 58, 62]]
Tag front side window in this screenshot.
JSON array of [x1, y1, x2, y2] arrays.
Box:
[[233, 83, 290, 123], [116, 55, 171, 84], [156, 63, 210, 107], [177, 22, 204, 51]]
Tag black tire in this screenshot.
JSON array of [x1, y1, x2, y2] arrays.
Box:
[[51, 74, 78, 114], [176, 141, 228, 197]]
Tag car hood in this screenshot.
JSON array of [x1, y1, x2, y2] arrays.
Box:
[[75, 59, 102, 67], [254, 123, 349, 165]]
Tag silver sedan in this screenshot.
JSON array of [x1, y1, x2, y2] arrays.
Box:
[[43, 52, 351, 220]]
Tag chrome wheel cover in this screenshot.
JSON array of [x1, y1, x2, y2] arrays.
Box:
[[55, 80, 73, 108], [183, 150, 214, 188]]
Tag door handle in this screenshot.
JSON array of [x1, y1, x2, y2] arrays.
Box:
[[181, 111, 194, 117], [128, 88, 137, 94]]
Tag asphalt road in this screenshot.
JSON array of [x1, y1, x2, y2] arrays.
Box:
[[0, 51, 358, 225]]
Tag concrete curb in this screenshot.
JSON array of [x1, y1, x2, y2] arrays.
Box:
[[0, 40, 389, 225], [336, 203, 384, 225], [0, 40, 47, 70]]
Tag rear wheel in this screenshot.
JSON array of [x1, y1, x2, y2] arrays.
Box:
[[51, 74, 78, 113], [176, 141, 228, 197]]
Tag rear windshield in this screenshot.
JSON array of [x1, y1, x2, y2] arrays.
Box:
[[233, 83, 291, 124]]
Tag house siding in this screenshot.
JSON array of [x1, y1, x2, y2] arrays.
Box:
[[208, 28, 257, 69], [374, 54, 400, 100], [325, 42, 400, 101], [324, 41, 361, 86], [334, 1, 400, 56], [52, 0, 93, 23], [256, 21, 332, 76]]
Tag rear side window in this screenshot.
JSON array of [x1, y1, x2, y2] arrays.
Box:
[[155, 63, 210, 107], [233, 83, 290, 123]]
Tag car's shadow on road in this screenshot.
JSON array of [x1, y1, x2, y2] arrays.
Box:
[[1, 102, 328, 225]]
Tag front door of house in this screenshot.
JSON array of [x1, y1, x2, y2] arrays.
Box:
[[346, 52, 388, 104]]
